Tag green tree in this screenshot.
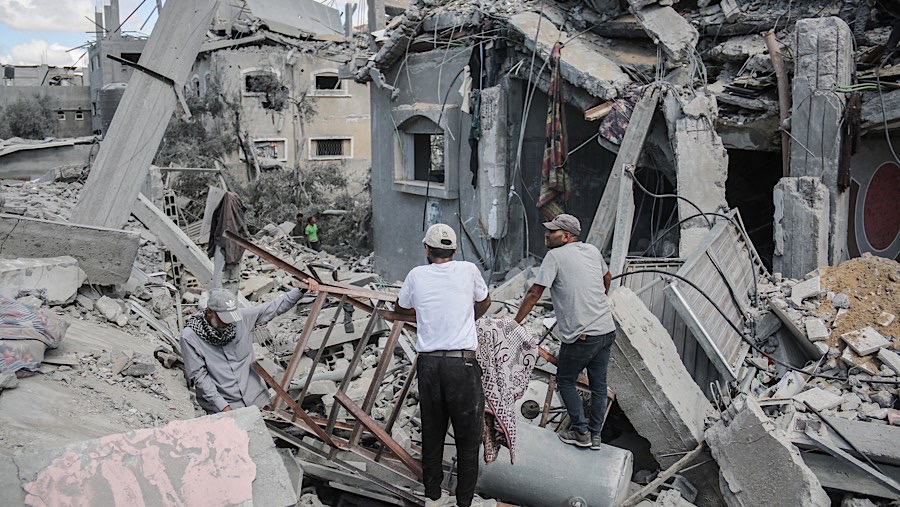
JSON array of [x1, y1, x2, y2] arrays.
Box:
[[1, 95, 56, 139]]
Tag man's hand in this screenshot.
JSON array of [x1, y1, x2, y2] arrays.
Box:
[[603, 271, 612, 295], [222, 405, 233, 412]]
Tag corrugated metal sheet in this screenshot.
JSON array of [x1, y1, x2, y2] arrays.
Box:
[[664, 210, 763, 381], [622, 259, 721, 398]]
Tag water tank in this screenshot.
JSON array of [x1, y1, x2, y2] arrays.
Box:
[[99, 82, 127, 136]]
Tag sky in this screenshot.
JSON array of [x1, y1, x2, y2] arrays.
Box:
[[0, 0, 159, 67], [0, 0, 364, 68]]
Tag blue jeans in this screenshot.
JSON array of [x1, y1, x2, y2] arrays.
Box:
[[556, 331, 615, 435]]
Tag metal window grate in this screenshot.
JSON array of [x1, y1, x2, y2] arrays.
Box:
[[315, 139, 345, 157]]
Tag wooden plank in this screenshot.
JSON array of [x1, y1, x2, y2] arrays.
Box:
[[585, 85, 661, 252], [609, 163, 636, 290], [619, 442, 706, 507], [0, 213, 139, 285], [132, 193, 213, 287], [334, 390, 424, 480], [71, 0, 219, 229]]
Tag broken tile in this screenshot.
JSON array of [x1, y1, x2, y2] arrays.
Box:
[[840, 346, 881, 376], [804, 318, 829, 342], [790, 276, 820, 307], [793, 387, 843, 412], [840, 327, 889, 356]]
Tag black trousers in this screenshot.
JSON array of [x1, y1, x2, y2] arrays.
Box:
[[417, 355, 484, 507]]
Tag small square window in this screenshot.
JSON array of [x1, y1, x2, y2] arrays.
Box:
[[311, 72, 348, 96], [74, 111, 84, 120], [57, 111, 66, 121], [310, 138, 352, 160], [315, 75, 340, 90]]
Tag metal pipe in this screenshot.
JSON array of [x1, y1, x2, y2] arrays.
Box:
[[764, 30, 792, 177]]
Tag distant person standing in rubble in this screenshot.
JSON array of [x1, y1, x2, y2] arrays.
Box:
[[305, 215, 321, 252], [291, 212, 305, 239], [181, 283, 317, 414], [514, 213, 614, 450], [395, 224, 492, 507]]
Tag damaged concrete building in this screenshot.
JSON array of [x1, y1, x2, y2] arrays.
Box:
[[1, 0, 900, 506]]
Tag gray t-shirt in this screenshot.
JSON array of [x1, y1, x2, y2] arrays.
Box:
[[533, 242, 615, 343]]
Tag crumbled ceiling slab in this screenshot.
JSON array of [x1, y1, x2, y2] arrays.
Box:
[[508, 11, 631, 100]]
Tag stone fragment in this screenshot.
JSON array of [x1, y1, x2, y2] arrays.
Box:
[[876, 312, 896, 327], [96, 296, 124, 323], [870, 390, 894, 409], [831, 293, 850, 309], [0, 256, 86, 305], [790, 276, 821, 307], [841, 498, 877, 507], [75, 294, 95, 311], [706, 395, 828, 507], [877, 348, 900, 375], [804, 318, 829, 342], [793, 387, 842, 412], [840, 393, 861, 412], [860, 403, 888, 420], [241, 276, 276, 302], [122, 362, 156, 377], [840, 327, 889, 356], [840, 347, 880, 376], [0, 372, 19, 390]]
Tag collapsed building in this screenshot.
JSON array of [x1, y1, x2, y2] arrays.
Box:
[[1, 0, 899, 506]]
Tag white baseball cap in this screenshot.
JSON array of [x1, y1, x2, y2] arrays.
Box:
[[422, 223, 458, 249], [207, 288, 241, 324]]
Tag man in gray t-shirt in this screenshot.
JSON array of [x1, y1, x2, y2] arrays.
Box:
[[514, 213, 614, 450]]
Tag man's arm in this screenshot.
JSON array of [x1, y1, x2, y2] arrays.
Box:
[[474, 295, 492, 320], [394, 303, 416, 318], [603, 271, 611, 294], [244, 287, 307, 328], [514, 284, 545, 323]]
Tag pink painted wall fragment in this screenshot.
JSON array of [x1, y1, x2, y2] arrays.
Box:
[[23, 416, 256, 507]]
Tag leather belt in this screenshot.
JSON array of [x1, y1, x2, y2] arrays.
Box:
[[420, 349, 476, 359]]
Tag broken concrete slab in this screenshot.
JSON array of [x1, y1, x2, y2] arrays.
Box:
[[878, 348, 900, 376], [661, 90, 728, 257], [5, 406, 295, 506], [841, 327, 889, 356], [0, 256, 86, 305], [242, 275, 277, 301], [774, 177, 830, 279], [627, 2, 699, 64], [794, 387, 843, 412], [840, 345, 880, 375], [804, 318, 830, 342], [0, 213, 140, 285], [96, 296, 128, 326], [876, 312, 896, 328], [790, 276, 821, 307], [608, 287, 715, 468], [0, 372, 18, 390], [507, 12, 631, 101], [706, 395, 829, 507]]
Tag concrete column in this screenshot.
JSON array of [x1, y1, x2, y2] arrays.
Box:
[[789, 17, 854, 265], [663, 90, 729, 257], [477, 86, 507, 239], [773, 177, 830, 278]]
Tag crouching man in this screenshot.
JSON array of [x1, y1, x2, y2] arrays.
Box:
[[180, 283, 317, 413]]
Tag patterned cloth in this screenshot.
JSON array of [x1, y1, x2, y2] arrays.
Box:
[[537, 42, 571, 220], [598, 85, 641, 147], [185, 313, 237, 346], [475, 317, 539, 464], [0, 296, 68, 375]]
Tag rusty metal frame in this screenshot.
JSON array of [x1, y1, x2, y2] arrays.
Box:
[[225, 231, 424, 482]]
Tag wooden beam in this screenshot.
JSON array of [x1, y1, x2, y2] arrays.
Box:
[[132, 193, 213, 287], [585, 84, 660, 253], [0, 213, 139, 285], [70, 0, 218, 229]]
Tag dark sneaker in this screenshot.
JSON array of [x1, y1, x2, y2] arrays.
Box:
[[590, 434, 602, 450], [558, 428, 591, 448]]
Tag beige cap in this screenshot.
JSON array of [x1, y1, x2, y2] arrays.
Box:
[[543, 213, 582, 235], [422, 223, 458, 249], [207, 288, 241, 324]]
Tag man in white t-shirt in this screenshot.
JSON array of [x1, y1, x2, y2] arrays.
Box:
[[396, 223, 492, 507], [514, 213, 615, 451]]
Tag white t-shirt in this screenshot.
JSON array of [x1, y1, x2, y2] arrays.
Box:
[[397, 260, 489, 352]]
